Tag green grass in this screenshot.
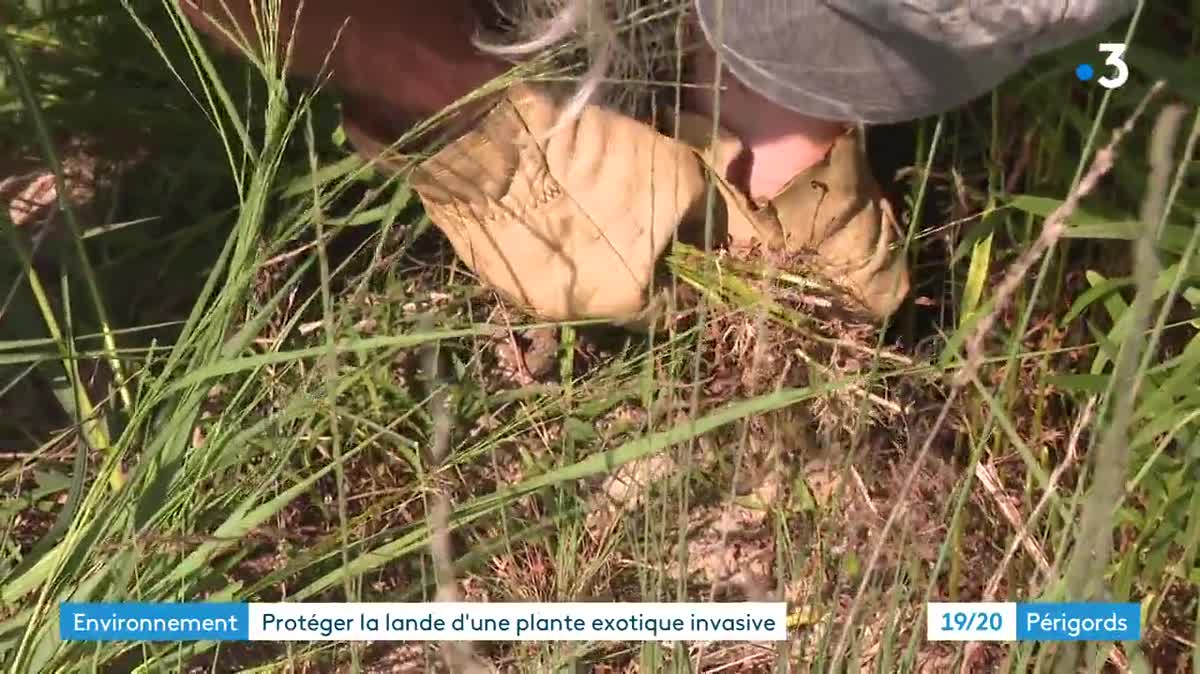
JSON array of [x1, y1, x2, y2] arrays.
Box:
[[2, 1, 1199, 672]]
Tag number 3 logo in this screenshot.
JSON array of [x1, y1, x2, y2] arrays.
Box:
[[1097, 43, 1130, 89]]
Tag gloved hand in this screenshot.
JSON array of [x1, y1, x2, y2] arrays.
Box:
[[350, 82, 745, 323], [674, 113, 910, 320]]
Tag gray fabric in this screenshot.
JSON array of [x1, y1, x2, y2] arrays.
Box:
[[695, 0, 1137, 123]]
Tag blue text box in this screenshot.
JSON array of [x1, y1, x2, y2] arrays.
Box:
[[1016, 603, 1140, 641], [60, 603, 249, 641]]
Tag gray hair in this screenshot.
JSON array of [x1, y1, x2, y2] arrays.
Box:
[[474, 0, 692, 120]]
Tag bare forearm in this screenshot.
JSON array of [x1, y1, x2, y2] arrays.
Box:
[[180, 0, 505, 117]]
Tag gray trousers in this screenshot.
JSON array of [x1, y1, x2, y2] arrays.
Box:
[[696, 0, 1137, 122]]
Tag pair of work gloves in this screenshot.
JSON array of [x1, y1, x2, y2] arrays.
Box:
[[351, 82, 911, 326], [181, 0, 909, 325]]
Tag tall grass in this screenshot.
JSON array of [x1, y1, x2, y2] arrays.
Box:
[[1, 1, 1198, 672]]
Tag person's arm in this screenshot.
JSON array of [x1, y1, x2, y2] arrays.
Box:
[[179, 0, 506, 121]]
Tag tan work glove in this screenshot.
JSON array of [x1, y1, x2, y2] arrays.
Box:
[[674, 114, 910, 320], [355, 83, 720, 323]]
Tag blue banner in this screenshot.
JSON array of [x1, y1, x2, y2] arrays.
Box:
[[60, 603, 249, 641], [1016, 602, 1140, 641]]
